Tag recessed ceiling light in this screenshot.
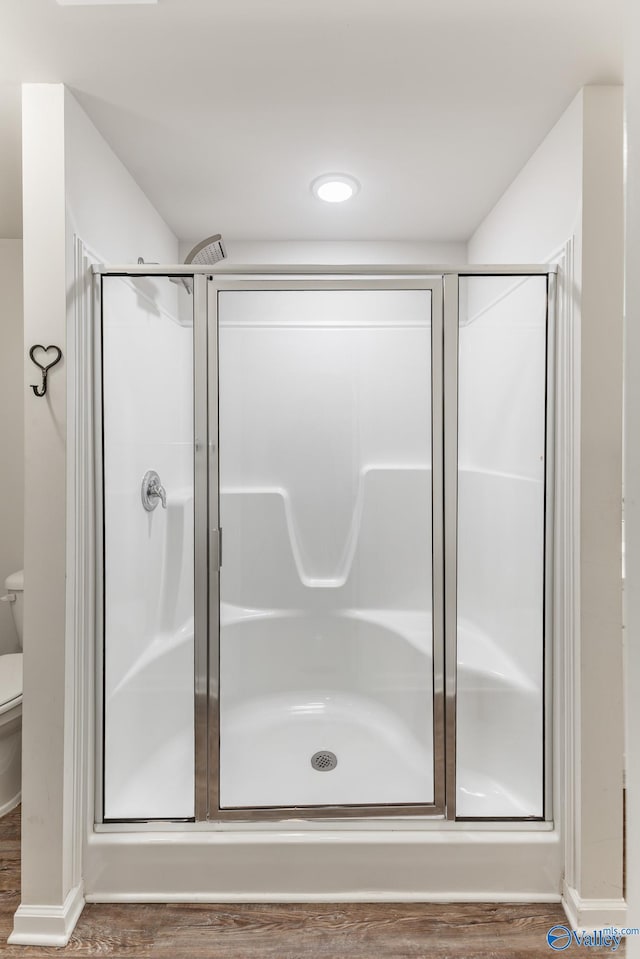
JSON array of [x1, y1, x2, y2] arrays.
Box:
[[311, 174, 360, 203]]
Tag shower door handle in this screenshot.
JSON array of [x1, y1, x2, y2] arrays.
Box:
[[211, 528, 222, 570]]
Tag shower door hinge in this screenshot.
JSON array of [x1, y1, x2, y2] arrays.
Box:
[[211, 527, 222, 571]]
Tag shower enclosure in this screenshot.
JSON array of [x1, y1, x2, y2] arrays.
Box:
[[95, 265, 553, 824]]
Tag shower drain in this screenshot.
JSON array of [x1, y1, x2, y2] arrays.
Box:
[[311, 750, 338, 771]]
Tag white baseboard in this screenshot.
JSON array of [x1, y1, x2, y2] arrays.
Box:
[[87, 890, 563, 903], [8, 882, 85, 947], [562, 880, 627, 930]]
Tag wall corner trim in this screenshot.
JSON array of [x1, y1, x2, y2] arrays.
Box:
[[562, 880, 627, 930], [8, 882, 85, 947]]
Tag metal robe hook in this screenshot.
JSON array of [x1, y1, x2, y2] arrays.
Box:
[[29, 345, 63, 398]]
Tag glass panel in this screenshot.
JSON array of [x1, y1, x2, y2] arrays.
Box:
[[218, 289, 434, 808], [102, 275, 195, 819], [456, 275, 547, 818]]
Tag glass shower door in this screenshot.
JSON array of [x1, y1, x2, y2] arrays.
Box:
[[100, 273, 196, 820], [96, 266, 552, 823], [213, 281, 444, 814], [455, 274, 548, 818]]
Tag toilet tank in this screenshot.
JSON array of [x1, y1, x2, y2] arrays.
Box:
[[4, 571, 24, 650]]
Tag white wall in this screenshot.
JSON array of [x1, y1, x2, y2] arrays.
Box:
[[182, 239, 467, 267], [0, 86, 23, 242], [18, 87, 69, 929], [469, 87, 625, 919], [468, 94, 583, 264], [0, 239, 23, 654], [624, 0, 640, 948], [64, 92, 177, 268], [578, 86, 625, 911], [13, 83, 179, 945]]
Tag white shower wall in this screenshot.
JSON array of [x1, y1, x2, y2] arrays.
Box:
[[457, 276, 547, 817], [218, 290, 433, 585], [102, 275, 195, 819]]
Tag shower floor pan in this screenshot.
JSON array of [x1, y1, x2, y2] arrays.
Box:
[[219, 690, 434, 809], [219, 608, 540, 816], [219, 607, 434, 810]]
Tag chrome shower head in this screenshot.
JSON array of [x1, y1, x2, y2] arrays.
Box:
[[184, 234, 226, 266], [169, 233, 227, 294]]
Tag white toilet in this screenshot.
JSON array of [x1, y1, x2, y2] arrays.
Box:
[[0, 570, 23, 816]]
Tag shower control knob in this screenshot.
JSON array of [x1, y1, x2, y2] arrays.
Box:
[[141, 470, 167, 512]]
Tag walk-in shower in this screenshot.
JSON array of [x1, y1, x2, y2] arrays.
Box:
[[94, 265, 553, 825]]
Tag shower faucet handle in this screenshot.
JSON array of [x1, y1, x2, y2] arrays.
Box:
[[141, 470, 167, 511], [154, 482, 167, 509]]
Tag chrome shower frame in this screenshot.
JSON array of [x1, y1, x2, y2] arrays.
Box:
[[92, 262, 556, 827]]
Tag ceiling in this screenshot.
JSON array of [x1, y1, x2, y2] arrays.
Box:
[[0, 0, 623, 243]]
